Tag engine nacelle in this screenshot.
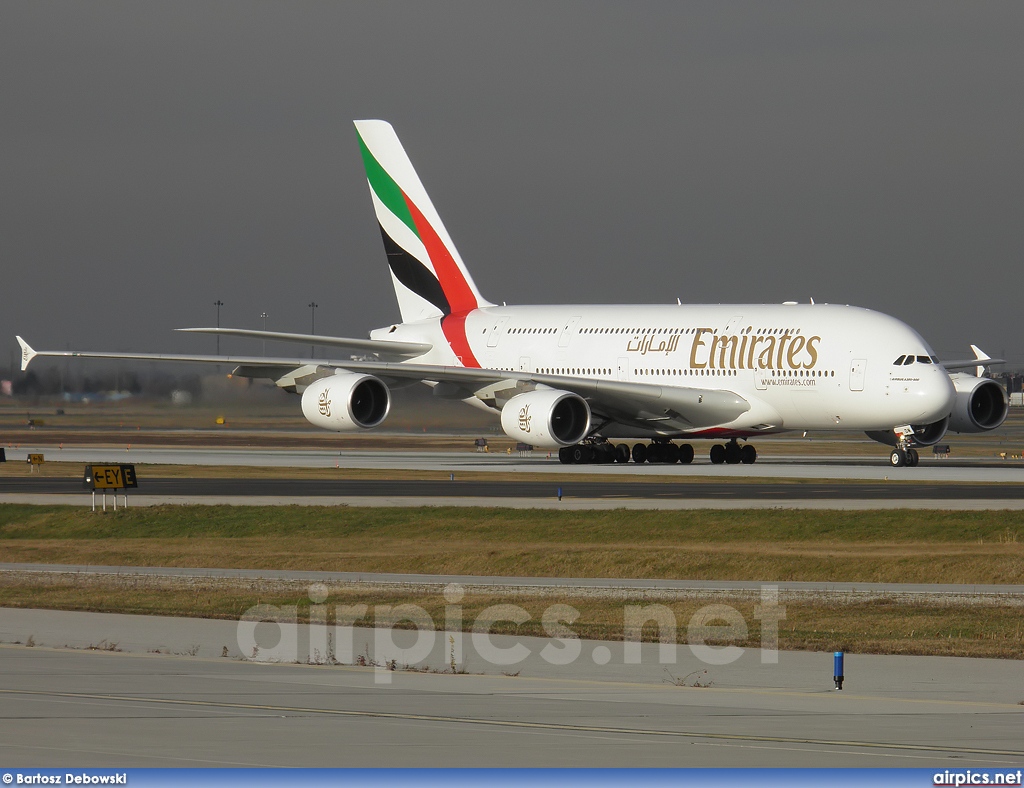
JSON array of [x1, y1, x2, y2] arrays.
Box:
[[300, 372, 390, 431], [948, 374, 1008, 433], [500, 389, 591, 449], [866, 416, 949, 447]]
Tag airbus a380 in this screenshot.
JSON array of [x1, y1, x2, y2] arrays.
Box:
[[17, 120, 1008, 468]]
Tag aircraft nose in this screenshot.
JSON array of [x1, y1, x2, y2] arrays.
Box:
[[912, 368, 955, 421]]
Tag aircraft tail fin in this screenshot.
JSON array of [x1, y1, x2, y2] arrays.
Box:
[[354, 120, 492, 324]]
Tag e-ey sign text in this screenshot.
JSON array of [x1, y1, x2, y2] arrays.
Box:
[[84, 465, 138, 490]]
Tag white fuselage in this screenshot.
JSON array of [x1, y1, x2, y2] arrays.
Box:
[[374, 303, 956, 439]]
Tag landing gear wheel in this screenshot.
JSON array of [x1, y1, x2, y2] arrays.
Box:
[[631, 443, 648, 464], [558, 447, 573, 465], [615, 444, 631, 463], [678, 444, 694, 464], [741, 444, 757, 464], [724, 441, 742, 465], [890, 449, 907, 468], [647, 443, 663, 464], [907, 448, 919, 467], [710, 444, 726, 465], [665, 443, 680, 464]]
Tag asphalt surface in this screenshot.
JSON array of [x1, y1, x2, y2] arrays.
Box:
[[7, 445, 1024, 483], [3, 475, 1024, 500], [2, 609, 1023, 767]]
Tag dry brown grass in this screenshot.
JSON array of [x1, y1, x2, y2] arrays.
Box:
[[1, 505, 1023, 584], [3, 504, 1022, 658], [1, 580, 1020, 659], [2, 536, 1023, 585]]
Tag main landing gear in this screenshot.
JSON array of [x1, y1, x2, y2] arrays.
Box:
[[709, 438, 757, 465], [558, 439, 695, 465], [557, 438, 757, 465]]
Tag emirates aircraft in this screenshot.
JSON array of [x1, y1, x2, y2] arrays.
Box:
[[17, 120, 1008, 468]]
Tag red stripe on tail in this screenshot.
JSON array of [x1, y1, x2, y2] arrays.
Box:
[[403, 191, 478, 314]]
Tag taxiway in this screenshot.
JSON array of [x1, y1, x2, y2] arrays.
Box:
[[1, 608, 1022, 767]]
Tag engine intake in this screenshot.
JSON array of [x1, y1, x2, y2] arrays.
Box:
[[948, 374, 1008, 433], [500, 389, 591, 449], [300, 372, 391, 431]]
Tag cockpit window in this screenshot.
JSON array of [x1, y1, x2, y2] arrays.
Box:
[[916, 355, 932, 364], [930, 355, 940, 364], [903, 356, 915, 365], [893, 355, 906, 365]]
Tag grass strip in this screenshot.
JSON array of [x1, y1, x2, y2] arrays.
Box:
[[1, 505, 1022, 584], [1, 580, 1021, 660]]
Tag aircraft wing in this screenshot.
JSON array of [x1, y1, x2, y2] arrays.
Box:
[[277, 359, 747, 430], [18, 337, 325, 372], [17, 337, 749, 431], [942, 345, 1005, 372], [175, 328, 431, 361]]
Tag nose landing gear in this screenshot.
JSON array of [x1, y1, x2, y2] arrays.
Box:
[[889, 447, 919, 467], [889, 426, 920, 467]]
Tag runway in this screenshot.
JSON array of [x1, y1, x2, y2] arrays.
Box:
[[4, 474, 1024, 511], [5, 445, 1024, 482], [5, 475, 1024, 498], [1, 608, 1022, 767]]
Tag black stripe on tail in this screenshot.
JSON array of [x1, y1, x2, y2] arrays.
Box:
[[379, 225, 451, 316]]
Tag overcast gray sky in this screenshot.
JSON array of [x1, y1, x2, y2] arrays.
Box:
[[3, 1, 1023, 372]]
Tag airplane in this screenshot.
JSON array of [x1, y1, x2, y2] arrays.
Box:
[[16, 120, 1009, 468]]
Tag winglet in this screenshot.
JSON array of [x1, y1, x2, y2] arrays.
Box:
[[971, 345, 991, 378], [16, 336, 37, 371]]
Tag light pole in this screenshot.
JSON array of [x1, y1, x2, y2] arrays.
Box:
[[260, 311, 268, 356], [308, 301, 318, 357], [214, 300, 224, 355]]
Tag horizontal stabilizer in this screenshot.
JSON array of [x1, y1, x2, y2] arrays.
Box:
[[176, 327, 431, 360]]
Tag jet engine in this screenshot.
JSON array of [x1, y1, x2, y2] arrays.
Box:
[[300, 372, 390, 431], [500, 389, 591, 449], [947, 373, 1008, 433]]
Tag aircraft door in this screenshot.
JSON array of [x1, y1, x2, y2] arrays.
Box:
[[486, 316, 510, 348], [724, 315, 744, 334], [754, 367, 768, 390], [558, 317, 581, 348], [850, 359, 866, 391], [617, 357, 630, 381], [519, 356, 531, 372]]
